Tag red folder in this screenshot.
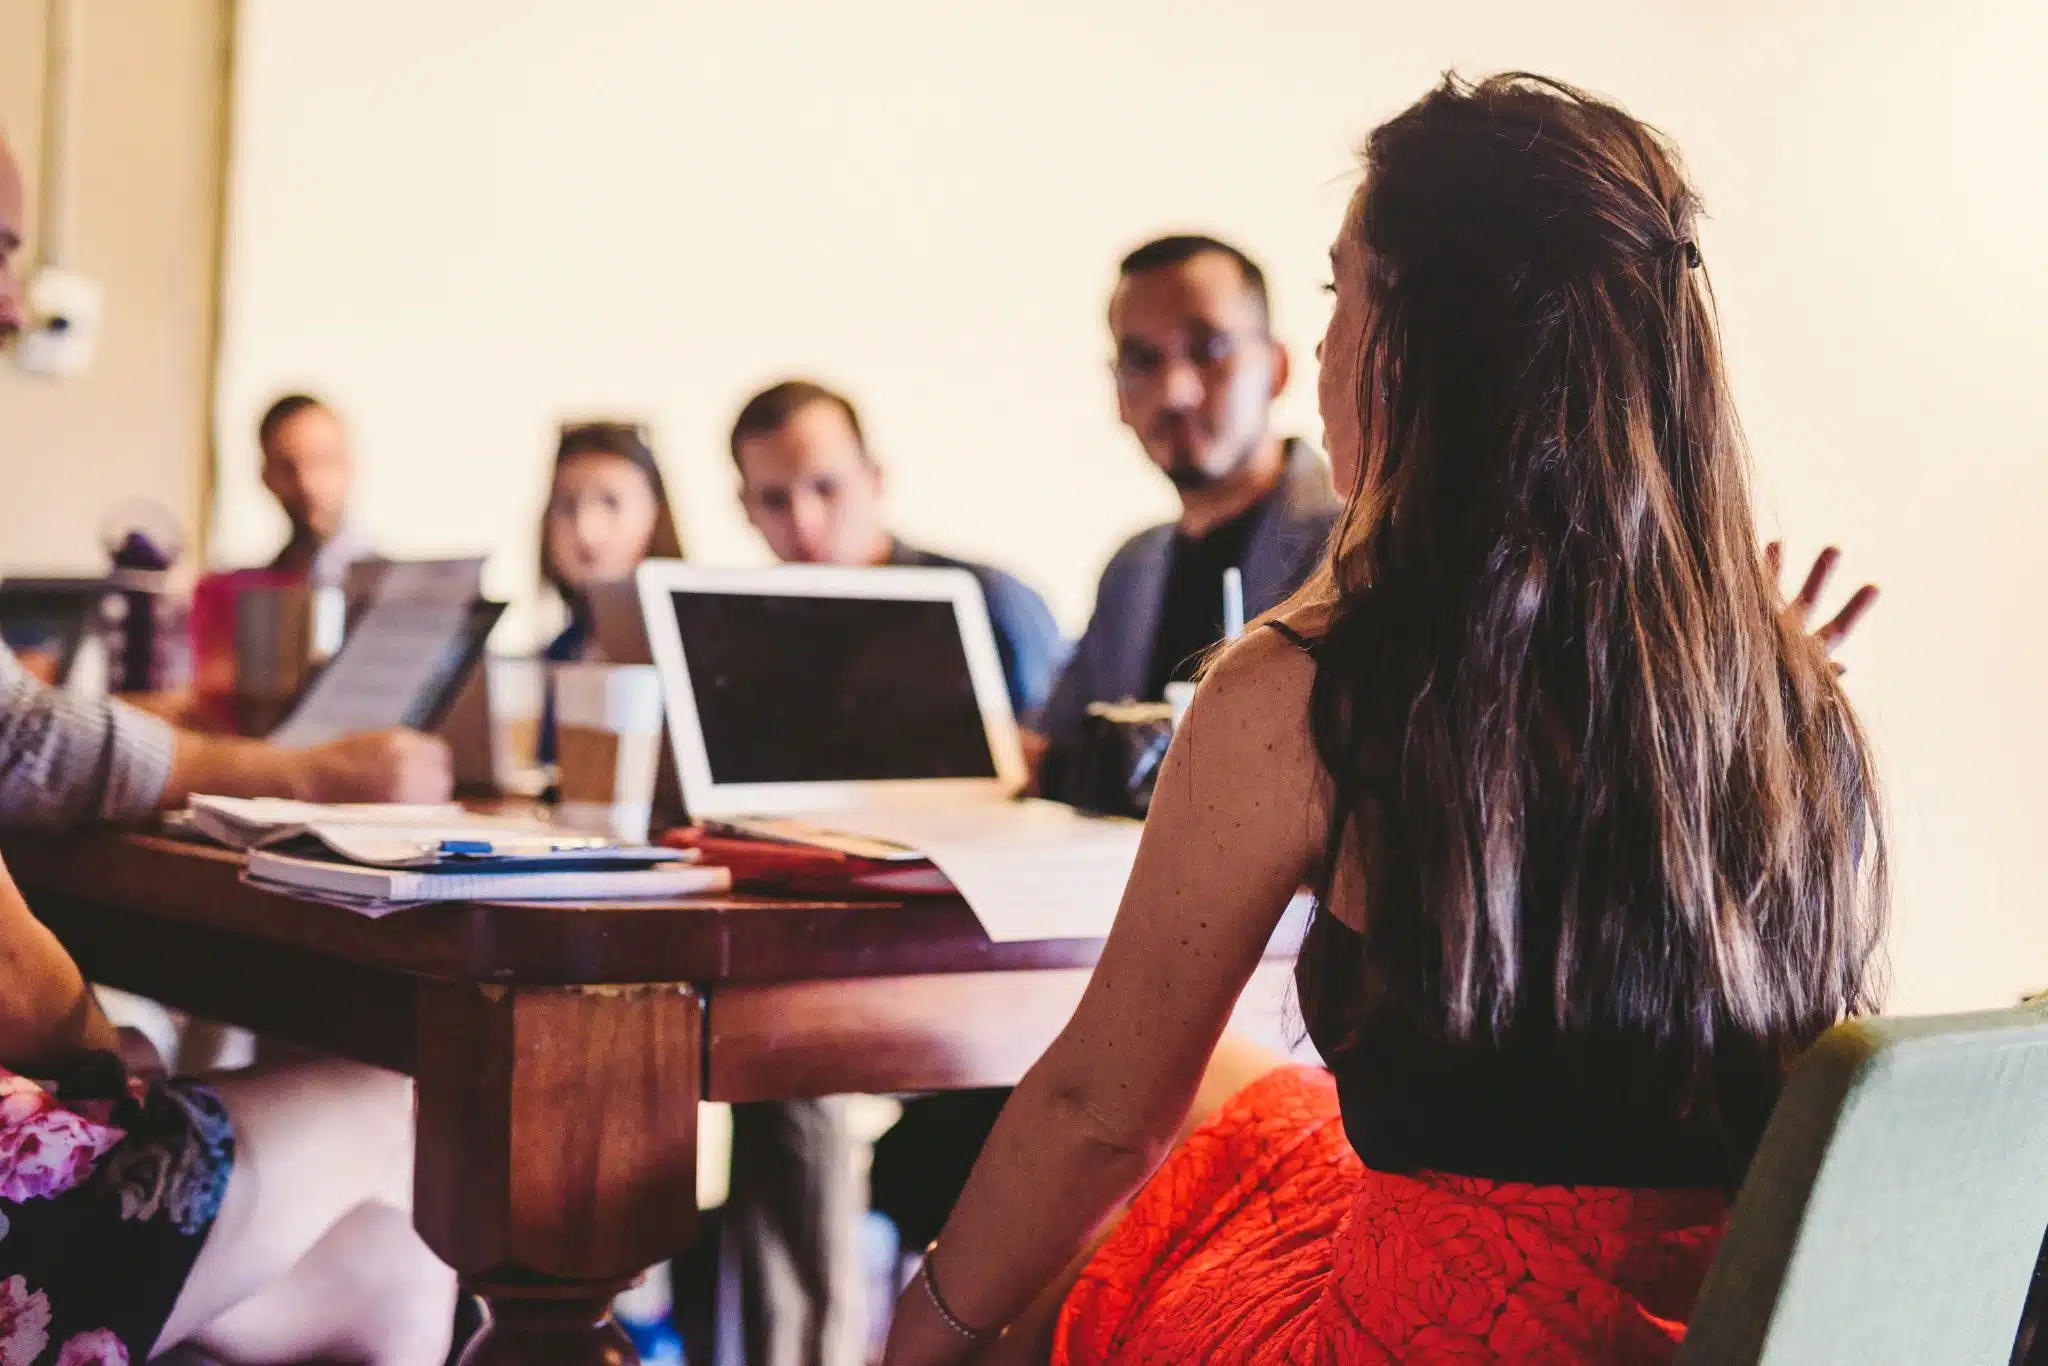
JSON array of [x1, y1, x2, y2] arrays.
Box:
[[661, 828, 956, 898]]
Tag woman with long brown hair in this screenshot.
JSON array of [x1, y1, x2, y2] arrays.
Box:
[[884, 74, 1887, 1364], [538, 419, 686, 638], [535, 420, 685, 762]]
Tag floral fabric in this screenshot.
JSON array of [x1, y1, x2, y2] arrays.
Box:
[[0, 1053, 233, 1366], [1053, 1065, 1730, 1365]]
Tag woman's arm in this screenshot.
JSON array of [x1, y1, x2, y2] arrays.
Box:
[[885, 628, 1328, 1364], [0, 854, 119, 1069]]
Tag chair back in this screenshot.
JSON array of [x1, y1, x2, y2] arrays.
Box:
[[1678, 1000, 2048, 1365]]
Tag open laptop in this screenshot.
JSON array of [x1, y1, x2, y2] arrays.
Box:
[[635, 561, 1141, 940], [636, 561, 1026, 819], [0, 577, 108, 691]]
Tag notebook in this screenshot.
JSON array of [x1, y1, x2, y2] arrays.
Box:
[[180, 795, 681, 869], [245, 849, 730, 902]]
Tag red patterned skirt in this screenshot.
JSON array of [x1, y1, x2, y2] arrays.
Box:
[[1052, 1066, 1731, 1365]]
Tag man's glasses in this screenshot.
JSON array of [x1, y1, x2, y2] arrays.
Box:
[[1112, 328, 1266, 390]]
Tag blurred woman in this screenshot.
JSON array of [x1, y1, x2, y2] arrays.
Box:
[[0, 861, 456, 1365], [535, 420, 684, 761]]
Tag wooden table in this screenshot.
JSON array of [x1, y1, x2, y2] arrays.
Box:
[[3, 830, 1196, 1364]]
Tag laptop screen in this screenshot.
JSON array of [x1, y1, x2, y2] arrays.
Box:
[[0, 581, 100, 685], [666, 589, 999, 786]]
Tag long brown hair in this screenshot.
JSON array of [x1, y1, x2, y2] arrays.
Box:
[[1302, 74, 1886, 1068], [539, 420, 686, 611]]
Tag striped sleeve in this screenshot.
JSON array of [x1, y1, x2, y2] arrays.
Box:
[[0, 643, 176, 828]]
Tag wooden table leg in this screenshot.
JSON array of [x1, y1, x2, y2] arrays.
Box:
[[413, 981, 704, 1365], [460, 1273, 638, 1366]]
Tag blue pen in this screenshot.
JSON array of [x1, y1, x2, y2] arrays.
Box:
[[435, 835, 616, 857]]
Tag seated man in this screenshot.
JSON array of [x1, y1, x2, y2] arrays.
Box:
[[716, 379, 1065, 1366], [1032, 234, 1341, 798], [869, 234, 1341, 1263], [732, 378, 1064, 719], [1, 115, 458, 1366], [2, 140, 450, 1064], [257, 392, 378, 586], [0, 199, 443, 819]]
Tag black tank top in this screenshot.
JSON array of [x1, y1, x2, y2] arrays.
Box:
[[1298, 915, 1781, 1188], [1269, 621, 1783, 1189]]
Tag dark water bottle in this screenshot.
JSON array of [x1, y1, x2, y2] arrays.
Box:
[[100, 501, 187, 693]]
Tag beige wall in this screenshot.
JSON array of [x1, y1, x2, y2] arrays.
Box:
[[214, 0, 2048, 1015], [0, 0, 226, 574]]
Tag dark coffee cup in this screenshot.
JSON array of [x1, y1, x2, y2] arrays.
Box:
[[1065, 700, 1176, 818]]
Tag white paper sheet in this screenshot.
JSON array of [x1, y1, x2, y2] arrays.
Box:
[[185, 795, 469, 846], [834, 799, 1145, 942], [268, 559, 483, 747]]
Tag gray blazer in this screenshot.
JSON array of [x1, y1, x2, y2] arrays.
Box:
[[1037, 439, 1341, 755]]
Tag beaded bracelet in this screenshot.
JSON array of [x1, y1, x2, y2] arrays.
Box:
[[920, 1241, 1006, 1344]]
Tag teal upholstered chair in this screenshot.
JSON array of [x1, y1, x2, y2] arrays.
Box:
[[1678, 1001, 2048, 1365]]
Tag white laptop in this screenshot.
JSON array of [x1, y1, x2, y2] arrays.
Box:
[[634, 560, 1142, 941]]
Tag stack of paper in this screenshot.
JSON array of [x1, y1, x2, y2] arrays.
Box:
[[181, 795, 476, 849], [686, 800, 1147, 943], [266, 559, 497, 747], [842, 802, 1145, 942], [242, 849, 727, 910], [178, 795, 730, 917]]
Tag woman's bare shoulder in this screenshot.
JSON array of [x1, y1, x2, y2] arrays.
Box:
[[1174, 623, 1325, 816], [1198, 620, 1319, 718]]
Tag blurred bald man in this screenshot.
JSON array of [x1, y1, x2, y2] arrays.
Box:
[[257, 393, 377, 586], [0, 127, 449, 821]]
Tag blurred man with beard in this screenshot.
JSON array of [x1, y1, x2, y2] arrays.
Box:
[[1029, 234, 1340, 800], [868, 234, 1344, 1271]]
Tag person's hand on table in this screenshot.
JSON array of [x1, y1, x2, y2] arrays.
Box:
[[1767, 543, 1878, 671], [288, 728, 453, 804], [164, 725, 452, 809]]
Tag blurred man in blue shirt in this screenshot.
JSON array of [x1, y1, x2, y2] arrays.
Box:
[[718, 378, 1064, 1366], [730, 379, 1064, 719]]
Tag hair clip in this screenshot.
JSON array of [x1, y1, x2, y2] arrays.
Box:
[[1677, 239, 1703, 270]]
